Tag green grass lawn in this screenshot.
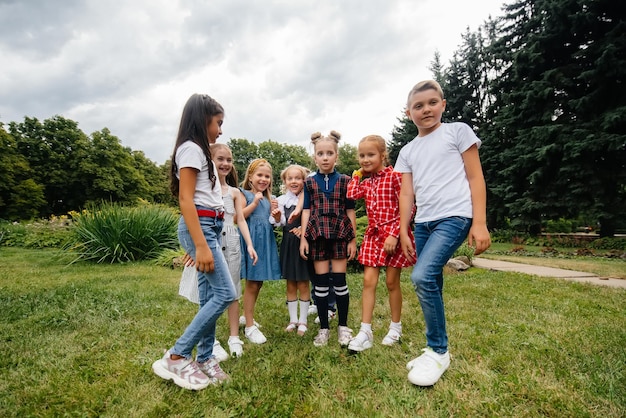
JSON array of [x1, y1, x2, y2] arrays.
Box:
[[1, 248, 624, 417]]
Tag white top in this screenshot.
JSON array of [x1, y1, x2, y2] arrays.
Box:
[[175, 141, 223, 210], [395, 122, 480, 223]]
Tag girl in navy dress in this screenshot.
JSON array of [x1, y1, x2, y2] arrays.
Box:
[[271, 164, 312, 336], [299, 131, 357, 347]]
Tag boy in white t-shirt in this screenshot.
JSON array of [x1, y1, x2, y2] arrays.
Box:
[[396, 80, 491, 387]]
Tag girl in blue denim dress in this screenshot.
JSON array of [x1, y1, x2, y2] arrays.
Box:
[[151, 94, 235, 390], [239, 158, 282, 345]]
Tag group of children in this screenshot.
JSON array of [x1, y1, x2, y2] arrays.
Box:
[[152, 80, 492, 391]]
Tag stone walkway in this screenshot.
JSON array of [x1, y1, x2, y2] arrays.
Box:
[[472, 257, 626, 289]]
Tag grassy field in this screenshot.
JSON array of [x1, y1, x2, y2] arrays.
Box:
[[1, 247, 624, 417]]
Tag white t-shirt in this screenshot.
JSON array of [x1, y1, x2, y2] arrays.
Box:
[[175, 141, 223, 210], [395, 122, 480, 223]]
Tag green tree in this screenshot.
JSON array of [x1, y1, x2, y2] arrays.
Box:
[[9, 116, 91, 216], [228, 138, 259, 184], [483, 0, 625, 235], [77, 128, 151, 205], [388, 113, 417, 166], [0, 125, 45, 220]]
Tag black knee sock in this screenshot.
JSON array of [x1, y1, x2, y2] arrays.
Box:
[[332, 272, 349, 326], [313, 273, 331, 329]]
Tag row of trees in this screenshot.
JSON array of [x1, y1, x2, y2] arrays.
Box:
[[0, 117, 172, 220], [1, 0, 624, 236]]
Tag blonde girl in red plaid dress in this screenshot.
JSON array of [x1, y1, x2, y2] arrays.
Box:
[[346, 135, 416, 353]]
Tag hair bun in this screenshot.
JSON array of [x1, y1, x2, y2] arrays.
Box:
[[329, 130, 341, 142], [310, 132, 322, 143]]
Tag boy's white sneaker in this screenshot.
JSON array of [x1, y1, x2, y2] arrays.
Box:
[[407, 348, 450, 386], [307, 304, 318, 316], [348, 329, 373, 352], [212, 340, 229, 362]]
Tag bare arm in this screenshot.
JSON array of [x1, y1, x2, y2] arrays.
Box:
[[179, 167, 214, 272], [233, 189, 258, 265], [299, 209, 310, 260], [399, 172, 416, 261], [462, 144, 491, 255], [346, 208, 357, 260]]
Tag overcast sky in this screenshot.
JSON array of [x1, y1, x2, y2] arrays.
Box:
[[1, 0, 506, 164]]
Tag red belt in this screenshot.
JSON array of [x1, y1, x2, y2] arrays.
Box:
[[197, 209, 224, 219]]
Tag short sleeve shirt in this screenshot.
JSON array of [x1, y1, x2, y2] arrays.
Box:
[[175, 141, 223, 210], [395, 122, 480, 223]]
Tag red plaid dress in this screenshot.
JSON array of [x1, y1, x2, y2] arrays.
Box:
[[347, 166, 415, 268]]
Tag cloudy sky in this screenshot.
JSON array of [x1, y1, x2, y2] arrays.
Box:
[[1, 0, 506, 164]]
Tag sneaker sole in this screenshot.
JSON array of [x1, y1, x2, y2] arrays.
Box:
[[381, 338, 401, 346], [151, 360, 211, 391], [407, 364, 449, 387], [348, 341, 373, 353]]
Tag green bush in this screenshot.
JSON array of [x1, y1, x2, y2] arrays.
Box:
[[0, 216, 73, 248], [588, 237, 626, 251], [64, 203, 179, 264], [544, 218, 574, 233]]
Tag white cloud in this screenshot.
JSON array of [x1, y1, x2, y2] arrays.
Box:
[[0, 0, 506, 164]]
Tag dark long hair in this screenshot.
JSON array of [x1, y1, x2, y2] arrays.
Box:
[[169, 94, 224, 198]]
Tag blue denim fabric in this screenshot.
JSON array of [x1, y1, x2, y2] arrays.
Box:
[[171, 211, 236, 363], [411, 216, 471, 354]]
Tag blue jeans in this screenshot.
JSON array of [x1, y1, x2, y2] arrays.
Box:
[[411, 216, 471, 354], [172, 213, 236, 363]]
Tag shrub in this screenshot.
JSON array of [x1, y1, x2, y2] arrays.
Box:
[[64, 203, 179, 264], [0, 216, 73, 248]]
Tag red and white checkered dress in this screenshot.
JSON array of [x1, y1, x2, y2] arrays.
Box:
[[347, 166, 415, 268]]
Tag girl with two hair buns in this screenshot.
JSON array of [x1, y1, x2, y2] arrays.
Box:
[[299, 130, 358, 347]]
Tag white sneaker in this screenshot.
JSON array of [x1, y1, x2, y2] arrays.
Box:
[[212, 340, 229, 362], [307, 304, 318, 316], [314, 310, 336, 324], [239, 315, 260, 328], [245, 325, 267, 344], [348, 329, 373, 352], [152, 350, 212, 390], [407, 348, 450, 386], [228, 336, 244, 357], [337, 326, 353, 347], [313, 329, 330, 347], [381, 327, 402, 346]]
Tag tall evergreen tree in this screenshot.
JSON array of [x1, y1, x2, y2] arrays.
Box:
[[484, 0, 625, 235]]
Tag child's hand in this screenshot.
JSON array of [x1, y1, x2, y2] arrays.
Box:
[[254, 192, 264, 204], [467, 224, 491, 255], [195, 246, 215, 273], [287, 208, 301, 224], [289, 226, 302, 238], [181, 253, 195, 267], [299, 240, 309, 260], [400, 233, 417, 263], [247, 245, 259, 266], [383, 236, 398, 255], [347, 239, 357, 260]]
